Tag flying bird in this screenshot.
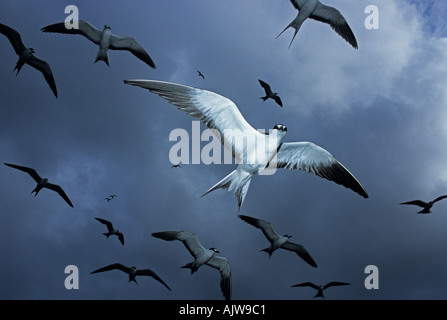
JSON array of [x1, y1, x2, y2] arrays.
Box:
[[276, 0, 358, 49], [90, 263, 171, 290], [171, 164, 181, 169], [291, 281, 350, 299], [4, 163, 73, 207], [258, 79, 283, 107], [197, 70, 205, 79], [0, 23, 58, 97], [124, 79, 368, 210], [41, 20, 156, 68], [94, 217, 124, 245], [152, 230, 231, 300], [400, 195, 447, 214], [238, 214, 317, 267]]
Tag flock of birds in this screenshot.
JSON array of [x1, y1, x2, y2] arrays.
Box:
[[1, 0, 445, 300]]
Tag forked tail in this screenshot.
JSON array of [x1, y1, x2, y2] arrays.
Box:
[[95, 49, 110, 66], [181, 262, 198, 275], [201, 169, 253, 211]]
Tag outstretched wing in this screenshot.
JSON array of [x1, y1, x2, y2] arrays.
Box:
[[90, 263, 130, 274], [110, 35, 156, 68], [289, 0, 307, 11], [273, 95, 283, 107], [152, 230, 206, 259], [238, 215, 280, 243], [94, 217, 114, 232], [323, 281, 350, 290], [124, 80, 264, 162], [291, 282, 320, 290], [136, 269, 171, 291], [26, 55, 58, 98], [45, 183, 74, 207], [400, 200, 427, 208], [268, 142, 368, 198], [117, 233, 125, 245], [0, 23, 26, 55], [4, 163, 42, 183], [433, 195, 447, 204], [282, 241, 318, 268], [310, 3, 358, 49], [258, 79, 272, 95], [206, 255, 232, 300], [41, 20, 102, 44]]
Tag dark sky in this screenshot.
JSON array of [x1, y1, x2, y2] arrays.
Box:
[[1, 0, 447, 301]]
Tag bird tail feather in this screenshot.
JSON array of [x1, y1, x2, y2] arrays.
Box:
[[260, 247, 274, 258], [181, 262, 198, 275], [95, 49, 110, 66], [202, 169, 253, 211]]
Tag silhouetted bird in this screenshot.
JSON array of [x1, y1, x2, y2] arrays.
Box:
[[238, 214, 317, 267], [41, 20, 156, 68], [90, 263, 171, 290], [4, 163, 73, 207], [171, 164, 181, 168], [94, 217, 124, 245], [152, 230, 231, 300], [258, 79, 283, 107], [400, 195, 447, 214], [277, 0, 358, 49], [197, 70, 205, 79], [291, 281, 350, 299], [0, 23, 57, 97]]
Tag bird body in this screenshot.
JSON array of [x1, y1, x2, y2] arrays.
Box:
[[4, 163, 73, 207], [238, 214, 317, 267], [152, 230, 231, 300], [277, 0, 358, 49], [95, 25, 112, 65], [124, 79, 368, 210], [41, 20, 156, 68], [0, 23, 58, 97], [90, 263, 171, 290]]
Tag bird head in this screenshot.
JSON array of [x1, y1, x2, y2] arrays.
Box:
[[210, 247, 220, 253], [104, 25, 111, 30], [284, 234, 292, 239], [29, 48, 35, 53], [273, 124, 287, 132]]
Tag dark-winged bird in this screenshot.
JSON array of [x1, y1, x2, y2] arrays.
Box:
[[291, 281, 350, 299], [4, 163, 73, 207], [0, 23, 58, 97], [277, 0, 358, 49], [171, 164, 181, 168], [197, 70, 205, 79], [41, 20, 156, 68], [238, 215, 317, 267], [90, 263, 171, 290], [400, 195, 447, 214], [152, 230, 231, 300], [94, 217, 124, 245], [124, 79, 368, 211], [258, 79, 283, 107]]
